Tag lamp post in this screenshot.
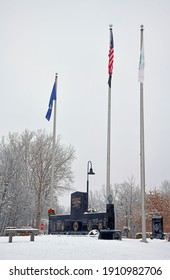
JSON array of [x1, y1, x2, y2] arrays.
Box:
[[121, 196, 129, 237], [87, 161, 95, 209]]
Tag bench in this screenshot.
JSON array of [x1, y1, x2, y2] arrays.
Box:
[[4, 228, 39, 243]]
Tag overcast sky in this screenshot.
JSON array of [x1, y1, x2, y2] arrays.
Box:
[[1, 0, 170, 206]]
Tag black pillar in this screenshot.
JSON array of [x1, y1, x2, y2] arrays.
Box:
[[106, 204, 115, 229]]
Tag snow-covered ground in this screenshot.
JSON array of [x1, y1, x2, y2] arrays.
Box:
[[0, 234, 170, 260]]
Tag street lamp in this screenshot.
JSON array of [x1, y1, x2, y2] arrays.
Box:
[[87, 161, 95, 208], [121, 196, 129, 237]]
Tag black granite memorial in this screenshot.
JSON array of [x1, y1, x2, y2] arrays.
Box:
[[150, 216, 165, 239], [48, 191, 115, 234], [98, 229, 122, 240], [97, 195, 122, 240]]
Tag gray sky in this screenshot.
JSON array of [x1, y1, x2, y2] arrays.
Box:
[[1, 0, 170, 206]]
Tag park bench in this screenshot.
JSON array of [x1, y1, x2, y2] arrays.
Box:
[[4, 228, 39, 243]]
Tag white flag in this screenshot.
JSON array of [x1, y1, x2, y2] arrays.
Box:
[[138, 40, 144, 83]]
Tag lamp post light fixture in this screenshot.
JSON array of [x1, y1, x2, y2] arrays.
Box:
[[87, 160, 95, 208]]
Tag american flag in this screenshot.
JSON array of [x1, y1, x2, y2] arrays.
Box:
[[108, 27, 114, 88]]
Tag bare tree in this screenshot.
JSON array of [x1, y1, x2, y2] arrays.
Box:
[[0, 129, 75, 232], [0, 132, 32, 232], [114, 176, 141, 236], [89, 185, 115, 212], [160, 180, 170, 195], [89, 176, 141, 236]]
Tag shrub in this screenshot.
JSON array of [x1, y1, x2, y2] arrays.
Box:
[[136, 232, 142, 239], [135, 232, 150, 239]]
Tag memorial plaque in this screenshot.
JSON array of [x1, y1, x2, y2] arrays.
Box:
[[71, 191, 88, 219], [151, 216, 164, 239]]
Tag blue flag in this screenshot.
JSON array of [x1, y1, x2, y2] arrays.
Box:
[[45, 82, 56, 121]]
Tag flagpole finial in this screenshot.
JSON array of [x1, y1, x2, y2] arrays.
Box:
[[109, 24, 113, 29], [140, 25, 144, 30], [55, 73, 58, 78]]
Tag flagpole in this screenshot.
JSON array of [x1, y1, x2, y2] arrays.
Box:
[[106, 80, 111, 199], [50, 73, 58, 208], [139, 26, 147, 243], [106, 25, 113, 201]]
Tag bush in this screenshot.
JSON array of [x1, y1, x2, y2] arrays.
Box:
[[165, 233, 170, 241], [136, 232, 142, 239], [135, 232, 150, 239]]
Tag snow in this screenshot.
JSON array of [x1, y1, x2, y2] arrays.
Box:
[[0, 234, 170, 260]]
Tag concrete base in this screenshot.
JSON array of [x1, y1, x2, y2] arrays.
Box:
[[98, 229, 122, 240]]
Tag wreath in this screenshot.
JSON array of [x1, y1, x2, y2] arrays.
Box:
[[48, 208, 55, 216], [123, 226, 130, 233]]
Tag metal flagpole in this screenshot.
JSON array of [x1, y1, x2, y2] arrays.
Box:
[[50, 73, 58, 208], [106, 80, 112, 199], [106, 25, 114, 201], [139, 26, 147, 243]]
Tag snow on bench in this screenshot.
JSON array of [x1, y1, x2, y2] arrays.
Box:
[[4, 228, 39, 243]]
